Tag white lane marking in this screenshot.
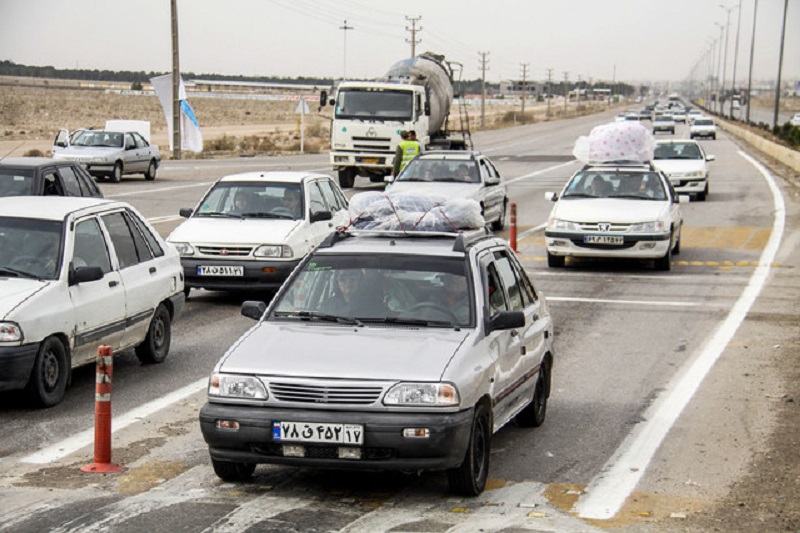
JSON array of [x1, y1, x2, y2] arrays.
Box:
[[517, 222, 547, 239], [505, 160, 578, 185], [106, 182, 214, 198], [574, 150, 785, 519], [546, 296, 702, 307], [20, 378, 207, 464]]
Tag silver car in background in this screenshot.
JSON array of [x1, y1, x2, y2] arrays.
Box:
[[53, 128, 160, 182]]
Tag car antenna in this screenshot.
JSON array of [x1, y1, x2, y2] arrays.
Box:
[[0, 142, 26, 161]]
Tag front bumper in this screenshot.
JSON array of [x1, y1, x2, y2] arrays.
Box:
[[181, 257, 301, 291], [0, 343, 40, 392], [668, 177, 707, 194], [545, 230, 671, 259], [199, 402, 473, 471]]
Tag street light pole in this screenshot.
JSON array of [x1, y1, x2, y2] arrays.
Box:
[[772, 0, 789, 130], [170, 0, 181, 160], [745, 0, 759, 124], [719, 3, 736, 118], [340, 20, 354, 79], [715, 22, 724, 113], [729, 0, 742, 118]]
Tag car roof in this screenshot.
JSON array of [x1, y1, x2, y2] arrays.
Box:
[[318, 227, 502, 258], [655, 139, 700, 145], [0, 196, 123, 220], [217, 171, 332, 184], [415, 150, 484, 161], [0, 157, 75, 168]]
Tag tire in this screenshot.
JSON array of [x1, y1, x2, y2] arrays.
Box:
[[673, 230, 681, 255], [490, 201, 507, 231], [338, 168, 356, 189], [26, 336, 69, 408], [697, 183, 708, 202], [183, 286, 191, 298], [654, 237, 672, 271], [111, 161, 123, 183], [690, 134, 695, 139], [711, 134, 716, 140], [547, 251, 565, 268], [211, 458, 256, 482], [144, 159, 157, 181], [516, 363, 549, 428], [135, 304, 171, 364], [447, 404, 491, 496]]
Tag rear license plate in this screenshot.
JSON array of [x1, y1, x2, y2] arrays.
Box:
[[197, 265, 244, 276], [584, 235, 623, 245], [273, 421, 364, 445]]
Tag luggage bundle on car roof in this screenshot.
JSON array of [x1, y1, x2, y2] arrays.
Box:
[[345, 191, 485, 234], [572, 121, 656, 164]]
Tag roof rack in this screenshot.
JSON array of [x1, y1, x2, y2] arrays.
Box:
[[582, 160, 656, 171], [317, 226, 495, 252], [452, 227, 494, 252]]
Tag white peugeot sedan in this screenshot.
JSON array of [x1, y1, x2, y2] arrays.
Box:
[[0, 197, 184, 407], [385, 151, 508, 231], [653, 140, 715, 201], [53, 129, 161, 183], [167, 172, 349, 296], [544, 162, 687, 270], [689, 118, 717, 140]]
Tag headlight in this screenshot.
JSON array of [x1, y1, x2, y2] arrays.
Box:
[[0, 322, 23, 342], [384, 382, 460, 406], [170, 242, 195, 256], [547, 218, 581, 231], [92, 155, 110, 163], [254, 245, 293, 259], [208, 373, 268, 399], [629, 221, 667, 233]]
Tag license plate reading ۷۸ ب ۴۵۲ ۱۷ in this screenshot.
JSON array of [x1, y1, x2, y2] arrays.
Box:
[[273, 421, 364, 445]]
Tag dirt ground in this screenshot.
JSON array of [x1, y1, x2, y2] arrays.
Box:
[[1, 83, 799, 532]]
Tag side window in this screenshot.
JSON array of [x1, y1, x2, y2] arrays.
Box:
[[317, 179, 343, 211], [134, 133, 148, 148], [509, 253, 537, 305], [128, 209, 164, 258], [75, 166, 102, 197], [73, 218, 112, 273], [486, 264, 508, 315], [478, 160, 490, 181], [101, 212, 150, 269], [485, 159, 501, 180], [124, 133, 136, 150], [42, 171, 65, 196], [308, 182, 326, 215], [57, 166, 83, 196], [494, 253, 523, 311]]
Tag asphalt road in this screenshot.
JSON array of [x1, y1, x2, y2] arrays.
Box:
[[0, 109, 794, 532]]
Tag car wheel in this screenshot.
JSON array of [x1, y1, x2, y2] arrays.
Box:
[[491, 201, 507, 231], [697, 183, 708, 202], [135, 304, 171, 364], [673, 230, 681, 255], [183, 286, 191, 298], [447, 403, 490, 496], [211, 458, 256, 482], [26, 336, 69, 407], [111, 161, 123, 183], [655, 237, 672, 271], [338, 168, 356, 189], [515, 363, 549, 428], [144, 159, 157, 181], [547, 251, 565, 268], [711, 134, 716, 140]]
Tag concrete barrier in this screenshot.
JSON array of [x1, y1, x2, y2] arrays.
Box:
[[717, 119, 800, 173]]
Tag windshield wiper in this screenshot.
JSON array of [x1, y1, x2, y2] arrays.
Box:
[[611, 194, 654, 200], [243, 212, 293, 219], [562, 193, 595, 198], [273, 311, 363, 326], [360, 316, 457, 328], [197, 211, 244, 219], [0, 266, 40, 279]]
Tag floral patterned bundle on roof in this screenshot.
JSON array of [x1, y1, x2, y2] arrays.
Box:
[[572, 121, 656, 164]]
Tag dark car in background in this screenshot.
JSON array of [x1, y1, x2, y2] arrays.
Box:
[[0, 157, 103, 198]]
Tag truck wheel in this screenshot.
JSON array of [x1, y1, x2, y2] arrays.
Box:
[[27, 336, 69, 407], [135, 304, 171, 364], [211, 458, 256, 481], [144, 159, 157, 181], [447, 404, 490, 496], [338, 168, 356, 189], [111, 162, 123, 183]]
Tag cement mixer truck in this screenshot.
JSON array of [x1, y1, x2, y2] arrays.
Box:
[[322, 52, 472, 188]]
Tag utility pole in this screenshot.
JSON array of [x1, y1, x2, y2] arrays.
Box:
[[720, 4, 735, 117], [170, 0, 181, 160], [715, 22, 724, 112], [773, 0, 788, 129], [745, 0, 758, 124], [340, 20, 354, 78], [563, 72, 569, 116], [730, 0, 742, 118], [546, 68, 553, 118], [405, 16, 422, 58], [520, 63, 529, 119], [479, 52, 490, 128], [577, 74, 582, 109]]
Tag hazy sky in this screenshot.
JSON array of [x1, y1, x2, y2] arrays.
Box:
[[1, 0, 797, 86]]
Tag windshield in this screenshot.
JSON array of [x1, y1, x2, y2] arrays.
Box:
[[694, 119, 713, 126], [0, 217, 63, 279], [397, 158, 480, 184], [71, 131, 124, 148], [271, 254, 472, 327], [335, 89, 413, 121], [654, 143, 702, 160], [561, 170, 667, 201], [196, 181, 304, 220], [0, 168, 35, 196]]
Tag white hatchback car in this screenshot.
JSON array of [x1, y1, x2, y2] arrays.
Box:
[[544, 162, 687, 270], [167, 172, 350, 295], [0, 197, 185, 406], [689, 118, 717, 140], [653, 140, 715, 201]]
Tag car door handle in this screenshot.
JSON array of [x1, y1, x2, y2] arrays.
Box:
[[108, 280, 118, 287], [149, 266, 157, 274]]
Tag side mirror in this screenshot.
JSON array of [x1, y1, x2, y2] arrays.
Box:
[[544, 191, 558, 202], [384, 175, 395, 183], [486, 310, 525, 334], [328, 98, 335, 106], [319, 90, 328, 107], [69, 265, 104, 286], [706, 154, 716, 162], [55, 140, 67, 148], [485, 176, 500, 186], [179, 208, 193, 218], [677, 194, 691, 204], [241, 300, 267, 320], [424, 102, 431, 115], [310, 210, 333, 223]]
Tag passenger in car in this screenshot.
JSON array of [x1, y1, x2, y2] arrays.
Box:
[[281, 189, 303, 219], [324, 269, 369, 316]]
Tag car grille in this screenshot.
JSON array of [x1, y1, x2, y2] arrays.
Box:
[[577, 222, 633, 232], [197, 245, 252, 257], [269, 382, 383, 405], [252, 443, 394, 461]]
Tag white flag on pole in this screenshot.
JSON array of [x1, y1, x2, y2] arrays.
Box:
[[150, 74, 203, 153]]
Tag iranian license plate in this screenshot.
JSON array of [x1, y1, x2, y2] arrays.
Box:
[[273, 421, 364, 445], [197, 265, 244, 276], [584, 235, 624, 245]]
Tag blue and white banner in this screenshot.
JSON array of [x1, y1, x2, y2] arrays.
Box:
[[150, 74, 203, 153]]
